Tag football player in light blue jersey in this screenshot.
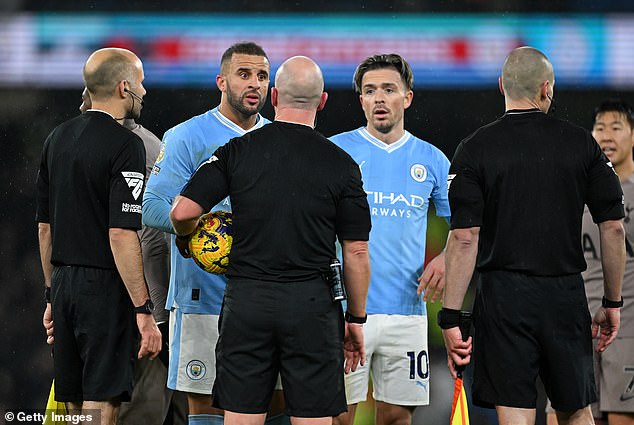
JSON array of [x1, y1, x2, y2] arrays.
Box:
[[143, 42, 283, 425], [331, 54, 450, 425]]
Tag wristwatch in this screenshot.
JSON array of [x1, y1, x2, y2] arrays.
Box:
[[134, 299, 154, 315], [344, 311, 367, 324], [602, 296, 624, 309], [437, 308, 461, 329]]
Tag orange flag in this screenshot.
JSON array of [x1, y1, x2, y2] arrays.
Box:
[[450, 310, 472, 425], [450, 375, 470, 425]]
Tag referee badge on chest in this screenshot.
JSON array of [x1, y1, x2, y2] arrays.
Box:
[[410, 164, 427, 182]]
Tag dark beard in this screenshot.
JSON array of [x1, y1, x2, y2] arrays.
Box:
[[226, 84, 263, 117]]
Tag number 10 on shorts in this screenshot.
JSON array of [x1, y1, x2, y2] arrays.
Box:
[[407, 350, 429, 380]]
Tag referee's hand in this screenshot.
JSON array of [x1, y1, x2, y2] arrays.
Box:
[[136, 314, 162, 360], [592, 306, 620, 353], [42, 303, 54, 345], [343, 322, 366, 374], [442, 327, 472, 380]]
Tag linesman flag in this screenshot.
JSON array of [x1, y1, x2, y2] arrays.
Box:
[[43, 380, 67, 425], [450, 311, 472, 425], [450, 375, 470, 425]]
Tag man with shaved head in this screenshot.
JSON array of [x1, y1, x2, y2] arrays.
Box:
[[36, 47, 161, 425], [441, 46, 625, 425], [170, 56, 372, 425]]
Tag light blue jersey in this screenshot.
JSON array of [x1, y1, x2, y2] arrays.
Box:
[[143, 107, 269, 314], [331, 127, 450, 316]]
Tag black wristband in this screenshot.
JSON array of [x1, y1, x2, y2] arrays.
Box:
[[134, 299, 154, 315], [602, 296, 624, 309], [44, 286, 51, 303], [437, 307, 461, 329], [345, 311, 367, 324]]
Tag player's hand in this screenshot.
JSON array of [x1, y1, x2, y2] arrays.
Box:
[[136, 314, 162, 360], [441, 327, 472, 379], [417, 251, 445, 303], [43, 303, 54, 345], [175, 234, 191, 258], [343, 322, 366, 374], [592, 306, 620, 352]]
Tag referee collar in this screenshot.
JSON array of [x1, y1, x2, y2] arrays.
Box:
[[85, 109, 116, 120], [504, 108, 543, 116]]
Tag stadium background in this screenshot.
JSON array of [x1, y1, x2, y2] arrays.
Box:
[[2, 1, 634, 424]]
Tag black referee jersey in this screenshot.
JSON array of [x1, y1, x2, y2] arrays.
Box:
[[182, 120, 371, 282], [36, 110, 146, 269], [449, 108, 624, 276]]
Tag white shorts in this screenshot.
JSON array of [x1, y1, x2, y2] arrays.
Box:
[[597, 337, 634, 413], [167, 309, 219, 394], [344, 314, 429, 406]]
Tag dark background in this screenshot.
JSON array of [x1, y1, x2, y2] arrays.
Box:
[[2, 0, 634, 422]]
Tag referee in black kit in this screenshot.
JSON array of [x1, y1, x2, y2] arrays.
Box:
[[439, 46, 625, 425], [36, 48, 161, 425], [170, 56, 371, 425]]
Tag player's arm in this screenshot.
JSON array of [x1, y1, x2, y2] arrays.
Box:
[[417, 239, 447, 302], [142, 129, 196, 234], [441, 227, 478, 379], [593, 218, 625, 352], [109, 227, 161, 359], [418, 151, 452, 302], [38, 222, 54, 345], [142, 190, 175, 233]]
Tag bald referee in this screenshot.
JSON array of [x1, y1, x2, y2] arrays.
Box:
[[36, 48, 161, 425], [170, 56, 371, 425], [440, 47, 625, 425]]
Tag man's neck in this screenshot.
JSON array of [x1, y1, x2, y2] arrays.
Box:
[[505, 98, 545, 113], [615, 160, 634, 183], [217, 103, 258, 131], [89, 101, 126, 124], [274, 107, 316, 128], [365, 125, 405, 145]]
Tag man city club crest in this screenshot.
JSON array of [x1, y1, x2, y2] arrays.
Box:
[[186, 360, 207, 380], [410, 164, 427, 182]]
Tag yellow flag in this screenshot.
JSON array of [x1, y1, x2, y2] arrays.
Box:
[[450, 377, 470, 425], [43, 380, 67, 425]]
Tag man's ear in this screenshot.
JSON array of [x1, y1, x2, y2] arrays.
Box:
[[317, 92, 328, 112], [271, 87, 278, 108], [216, 74, 225, 92], [498, 76, 505, 96]]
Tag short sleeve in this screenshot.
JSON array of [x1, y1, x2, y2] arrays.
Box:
[[448, 140, 484, 229], [430, 149, 451, 218], [181, 142, 232, 212], [336, 157, 371, 241], [35, 133, 53, 223], [109, 134, 146, 229], [146, 126, 197, 201], [585, 135, 625, 223]]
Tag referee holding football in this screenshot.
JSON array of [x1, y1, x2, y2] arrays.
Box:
[[36, 48, 161, 425], [440, 46, 625, 425], [170, 55, 371, 425]]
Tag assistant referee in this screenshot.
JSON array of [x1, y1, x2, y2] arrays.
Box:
[[170, 56, 371, 425], [440, 46, 625, 425], [36, 48, 161, 425]]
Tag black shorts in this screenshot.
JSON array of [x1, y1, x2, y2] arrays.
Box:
[[51, 266, 136, 402], [472, 270, 596, 411], [212, 277, 346, 417]]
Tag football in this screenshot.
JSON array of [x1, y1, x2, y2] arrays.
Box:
[[189, 210, 233, 274]]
